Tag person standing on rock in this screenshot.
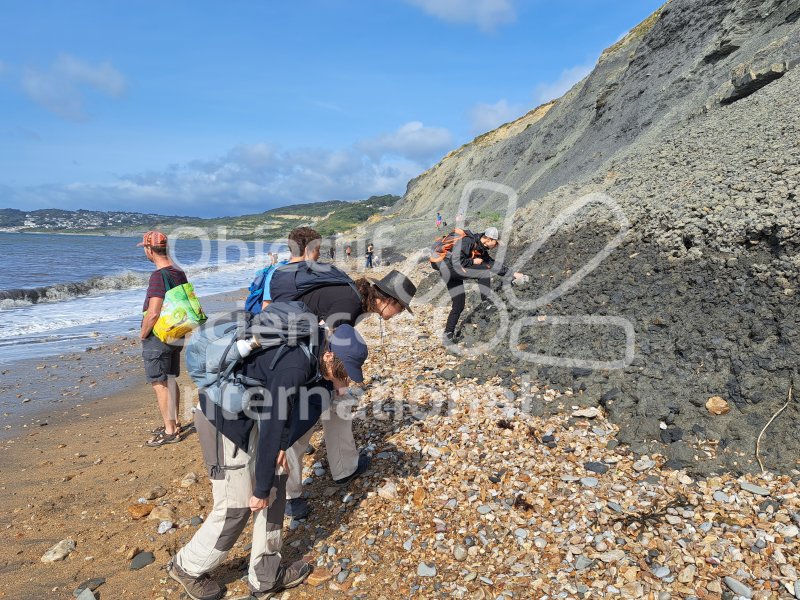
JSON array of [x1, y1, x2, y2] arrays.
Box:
[[138, 230, 188, 447], [168, 324, 369, 600], [270, 251, 416, 519], [430, 226, 523, 344], [365, 242, 374, 268]]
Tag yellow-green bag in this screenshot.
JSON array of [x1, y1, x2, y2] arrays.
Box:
[[150, 270, 207, 344]]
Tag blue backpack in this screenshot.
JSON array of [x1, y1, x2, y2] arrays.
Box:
[[245, 260, 289, 314]]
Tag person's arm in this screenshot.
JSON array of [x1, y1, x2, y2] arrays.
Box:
[[141, 296, 164, 339], [458, 237, 477, 269]]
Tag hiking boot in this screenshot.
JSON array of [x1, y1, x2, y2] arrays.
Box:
[[167, 559, 224, 600], [284, 497, 310, 519], [252, 560, 312, 599], [333, 454, 371, 485]]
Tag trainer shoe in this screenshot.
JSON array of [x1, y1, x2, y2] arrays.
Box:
[[252, 560, 312, 599], [442, 331, 462, 345], [284, 497, 310, 519], [167, 559, 224, 600]]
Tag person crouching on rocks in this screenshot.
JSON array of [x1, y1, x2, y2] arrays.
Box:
[[430, 226, 524, 344]]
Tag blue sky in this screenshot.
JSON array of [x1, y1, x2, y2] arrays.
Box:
[[0, 0, 663, 217]]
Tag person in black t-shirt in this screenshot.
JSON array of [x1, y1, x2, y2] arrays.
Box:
[[138, 230, 189, 447], [270, 235, 417, 518]]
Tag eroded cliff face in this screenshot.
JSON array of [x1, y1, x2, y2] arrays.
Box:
[[368, 0, 799, 255], [364, 0, 800, 475]]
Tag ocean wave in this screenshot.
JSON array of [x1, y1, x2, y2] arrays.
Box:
[[0, 271, 150, 307], [0, 252, 289, 310]]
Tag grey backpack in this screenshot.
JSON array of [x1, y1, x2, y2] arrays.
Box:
[[185, 302, 322, 415]]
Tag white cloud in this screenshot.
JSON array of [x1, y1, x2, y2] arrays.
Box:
[[533, 63, 593, 104], [20, 54, 127, 121], [468, 99, 526, 134], [357, 121, 454, 162], [404, 0, 516, 31], [5, 122, 455, 216]]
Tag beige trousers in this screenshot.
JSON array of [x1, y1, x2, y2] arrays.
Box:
[[286, 393, 360, 499], [176, 410, 287, 593]]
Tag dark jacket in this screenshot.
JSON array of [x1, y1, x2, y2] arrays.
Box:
[[445, 230, 508, 279], [200, 344, 318, 499]]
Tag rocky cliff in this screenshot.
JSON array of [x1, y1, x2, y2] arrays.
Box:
[[363, 0, 800, 475]]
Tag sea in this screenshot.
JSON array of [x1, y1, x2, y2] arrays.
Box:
[[0, 232, 288, 364]]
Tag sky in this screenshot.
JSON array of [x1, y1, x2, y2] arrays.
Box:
[[0, 0, 664, 217]]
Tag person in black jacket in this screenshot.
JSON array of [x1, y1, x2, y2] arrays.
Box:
[[168, 325, 368, 600], [432, 226, 523, 343]]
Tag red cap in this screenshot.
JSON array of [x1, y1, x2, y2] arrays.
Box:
[[137, 231, 168, 247]]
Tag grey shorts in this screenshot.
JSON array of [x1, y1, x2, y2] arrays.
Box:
[[142, 335, 182, 383]]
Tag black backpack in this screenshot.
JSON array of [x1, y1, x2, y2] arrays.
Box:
[[269, 261, 361, 303]]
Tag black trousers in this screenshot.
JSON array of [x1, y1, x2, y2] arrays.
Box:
[[438, 267, 493, 333]]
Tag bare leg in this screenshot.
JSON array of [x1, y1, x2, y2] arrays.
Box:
[[152, 381, 179, 435]]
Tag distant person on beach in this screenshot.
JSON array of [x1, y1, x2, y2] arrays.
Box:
[[436, 212, 443, 230], [345, 245, 352, 261], [430, 226, 524, 344], [329, 246, 336, 260], [365, 242, 374, 268], [270, 240, 417, 519], [138, 230, 188, 447], [168, 325, 368, 600]]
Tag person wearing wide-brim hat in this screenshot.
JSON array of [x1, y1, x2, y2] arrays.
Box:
[[430, 226, 524, 344], [268, 242, 418, 520]]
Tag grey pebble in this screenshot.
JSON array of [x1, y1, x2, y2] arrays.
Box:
[[453, 545, 467, 561], [73, 578, 105, 597], [417, 562, 436, 577], [584, 461, 609, 475], [722, 576, 753, 599], [652, 566, 670, 578], [739, 482, 770, 496], [129, 551, 155, 571], [713, 491, 730, 503]]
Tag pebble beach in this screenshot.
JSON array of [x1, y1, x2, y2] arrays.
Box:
[[2, 262, 799, 599]]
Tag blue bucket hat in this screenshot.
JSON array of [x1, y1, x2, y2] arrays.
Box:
[[328, 325, 368, 383]]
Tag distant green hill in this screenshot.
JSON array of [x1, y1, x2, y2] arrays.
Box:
[[0, 195, 400, 239]]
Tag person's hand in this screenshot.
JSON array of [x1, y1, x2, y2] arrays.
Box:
[[249, 495, 268, 512], [276, 450, 289, 474], [473, 258, 483, 265], [513, 272, 524, 279]]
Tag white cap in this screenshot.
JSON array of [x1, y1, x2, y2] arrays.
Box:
[[483, 227, 500, 241]]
